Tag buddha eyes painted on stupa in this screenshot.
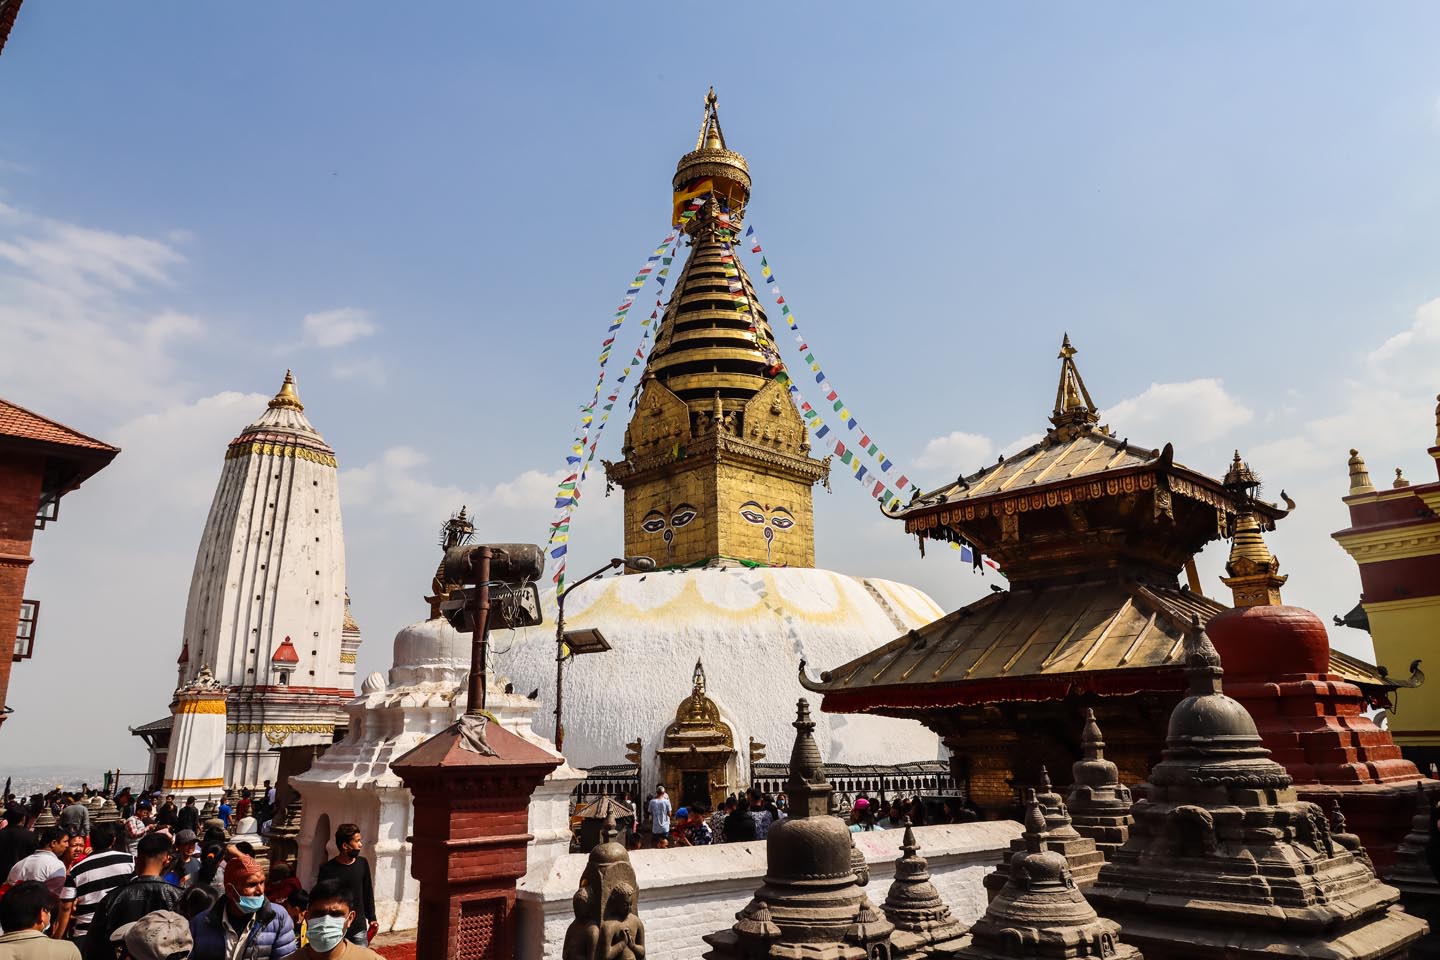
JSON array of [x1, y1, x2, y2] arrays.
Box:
[[739, 502, 796, 563], [640, 504, 699, 556]]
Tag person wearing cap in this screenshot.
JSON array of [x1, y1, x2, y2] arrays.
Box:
[[188, 853, 295, 959], [165, 831, 200, 887], [848, 797, 883, 833], [294, 879, 381, 959], [109, 910, 191, 960], [0, 880, 81, 959], [83, 833, 182, 960]]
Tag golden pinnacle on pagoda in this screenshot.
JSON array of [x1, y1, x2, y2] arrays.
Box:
[[1048, 334, 1102, 441], [267, 369, 304, 412]]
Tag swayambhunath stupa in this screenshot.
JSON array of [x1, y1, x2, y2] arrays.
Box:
[[5, 10, 1440, 960]]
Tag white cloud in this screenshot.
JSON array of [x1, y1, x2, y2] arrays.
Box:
[[1107, 378, 1252, 445], [1367, 297, 1440, 385], [0, 200, 200, 420], [302, 307, 377, 348], [915, 431, 993, 473]]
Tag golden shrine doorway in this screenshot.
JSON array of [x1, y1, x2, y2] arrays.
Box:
[[656, 661, 737, 811]]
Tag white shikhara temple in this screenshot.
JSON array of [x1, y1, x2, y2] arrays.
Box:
[[143, 373, 359, 789]]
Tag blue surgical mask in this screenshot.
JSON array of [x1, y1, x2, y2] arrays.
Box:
[[237, 894, 266, 914], [308, 915, 349, 952]]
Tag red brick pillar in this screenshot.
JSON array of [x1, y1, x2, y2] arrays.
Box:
[[0, 453, 43, 728], [393, 717, 561, 960]]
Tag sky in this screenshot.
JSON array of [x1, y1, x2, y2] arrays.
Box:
[[2, 3, 1439, 772]]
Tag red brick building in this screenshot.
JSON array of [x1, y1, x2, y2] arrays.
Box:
[[0, 397, 118, 728]]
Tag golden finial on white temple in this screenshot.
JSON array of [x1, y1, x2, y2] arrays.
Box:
[[268, 369, 304, 412]]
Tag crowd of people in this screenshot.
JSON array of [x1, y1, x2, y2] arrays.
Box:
[[618, 784, 980, 849], [0, 786, 379, 960]]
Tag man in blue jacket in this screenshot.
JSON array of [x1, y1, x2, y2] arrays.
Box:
[[189, 853, 296, 959]]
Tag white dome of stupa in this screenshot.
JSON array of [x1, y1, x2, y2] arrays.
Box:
[[494, 565, 945, 777], [389, 617, 471, 685]]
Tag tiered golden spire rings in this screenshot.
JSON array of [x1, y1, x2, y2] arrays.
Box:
[[268, 370, 305, 412]]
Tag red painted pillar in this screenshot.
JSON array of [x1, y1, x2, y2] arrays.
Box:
[[0, 453, 43, 728], [393, 717, 561, 960]]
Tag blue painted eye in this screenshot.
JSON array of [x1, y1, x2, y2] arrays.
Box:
[[671, 506, 698, 528], [770, 515, 794, 530], [740, 510, 765, 525], [641, 513, 667, 533]]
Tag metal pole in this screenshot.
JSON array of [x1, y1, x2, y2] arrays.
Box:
[[465, 547, 493, 716], [554, 590, 566, 752]]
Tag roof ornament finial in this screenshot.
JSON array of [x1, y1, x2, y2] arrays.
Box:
[[1183, 615, 1224, 697], [696, 85, 725, 150], [268, 369, 304, 412], [1347, 448, 1376, 495], [1394, 467, 1411, 489], [1048, 333, 1100, 442], [692, 658, 707, 695]]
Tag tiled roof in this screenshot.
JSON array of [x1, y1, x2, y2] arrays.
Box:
[[0, 0, 23, 58], [808, 581, 1382, 698], [899, 432, 1162, 516], [0, 397, 117, 453]]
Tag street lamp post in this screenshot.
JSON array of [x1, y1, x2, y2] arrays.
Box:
[[554, 555, 655, 753]]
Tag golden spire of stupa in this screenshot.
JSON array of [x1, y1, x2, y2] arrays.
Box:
[[268, 370, 304, 412]]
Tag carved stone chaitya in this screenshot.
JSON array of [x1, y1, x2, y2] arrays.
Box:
[[1064, 709, 1132, 859], [983, 766, 1104, 900], [564, 814, 645, 960], [1086, 623, 1427, 960], [881, 819, 967, 954], [1384, 783, 1440, 959], [951, 792, 1140, 960], [703, 699, 895, 959]]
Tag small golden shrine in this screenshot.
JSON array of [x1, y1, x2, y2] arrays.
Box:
[[604, 90, 828, 569], [802, 336, 1391, 817], [657, 660, 738, 810]]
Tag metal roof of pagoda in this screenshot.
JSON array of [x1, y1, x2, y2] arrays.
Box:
[[801, 579, 1387, 705]]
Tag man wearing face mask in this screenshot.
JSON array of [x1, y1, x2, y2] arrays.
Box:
[[313, 827, 374, 948], [187, 854, 295, 959], [0, 880, 80, 958], [295, 880, 381, 959]]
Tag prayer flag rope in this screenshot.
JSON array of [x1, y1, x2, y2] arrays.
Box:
[[743, 225, 919, 495], [545, 207, 699, 590]]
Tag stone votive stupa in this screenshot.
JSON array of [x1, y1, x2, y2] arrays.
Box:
[[703, 698, 895, 959], [881, 817, 967, 953], [983, 766, 1104, 900], [1065, 709, 1132, 860], [953, 790, 1140, 960], [1087, 619, 1427, 960]]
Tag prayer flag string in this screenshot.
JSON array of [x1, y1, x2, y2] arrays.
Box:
[[743, 224, 919, 496], [545, 206, 699, 591]]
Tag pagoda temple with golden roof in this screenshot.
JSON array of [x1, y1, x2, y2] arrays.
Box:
[[802, 337, 1430, 867]]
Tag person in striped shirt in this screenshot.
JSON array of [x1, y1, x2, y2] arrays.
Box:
[[57, 822, 133, 949]]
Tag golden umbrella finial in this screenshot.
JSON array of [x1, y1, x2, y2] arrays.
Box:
[[268, 369, 304, 412]]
